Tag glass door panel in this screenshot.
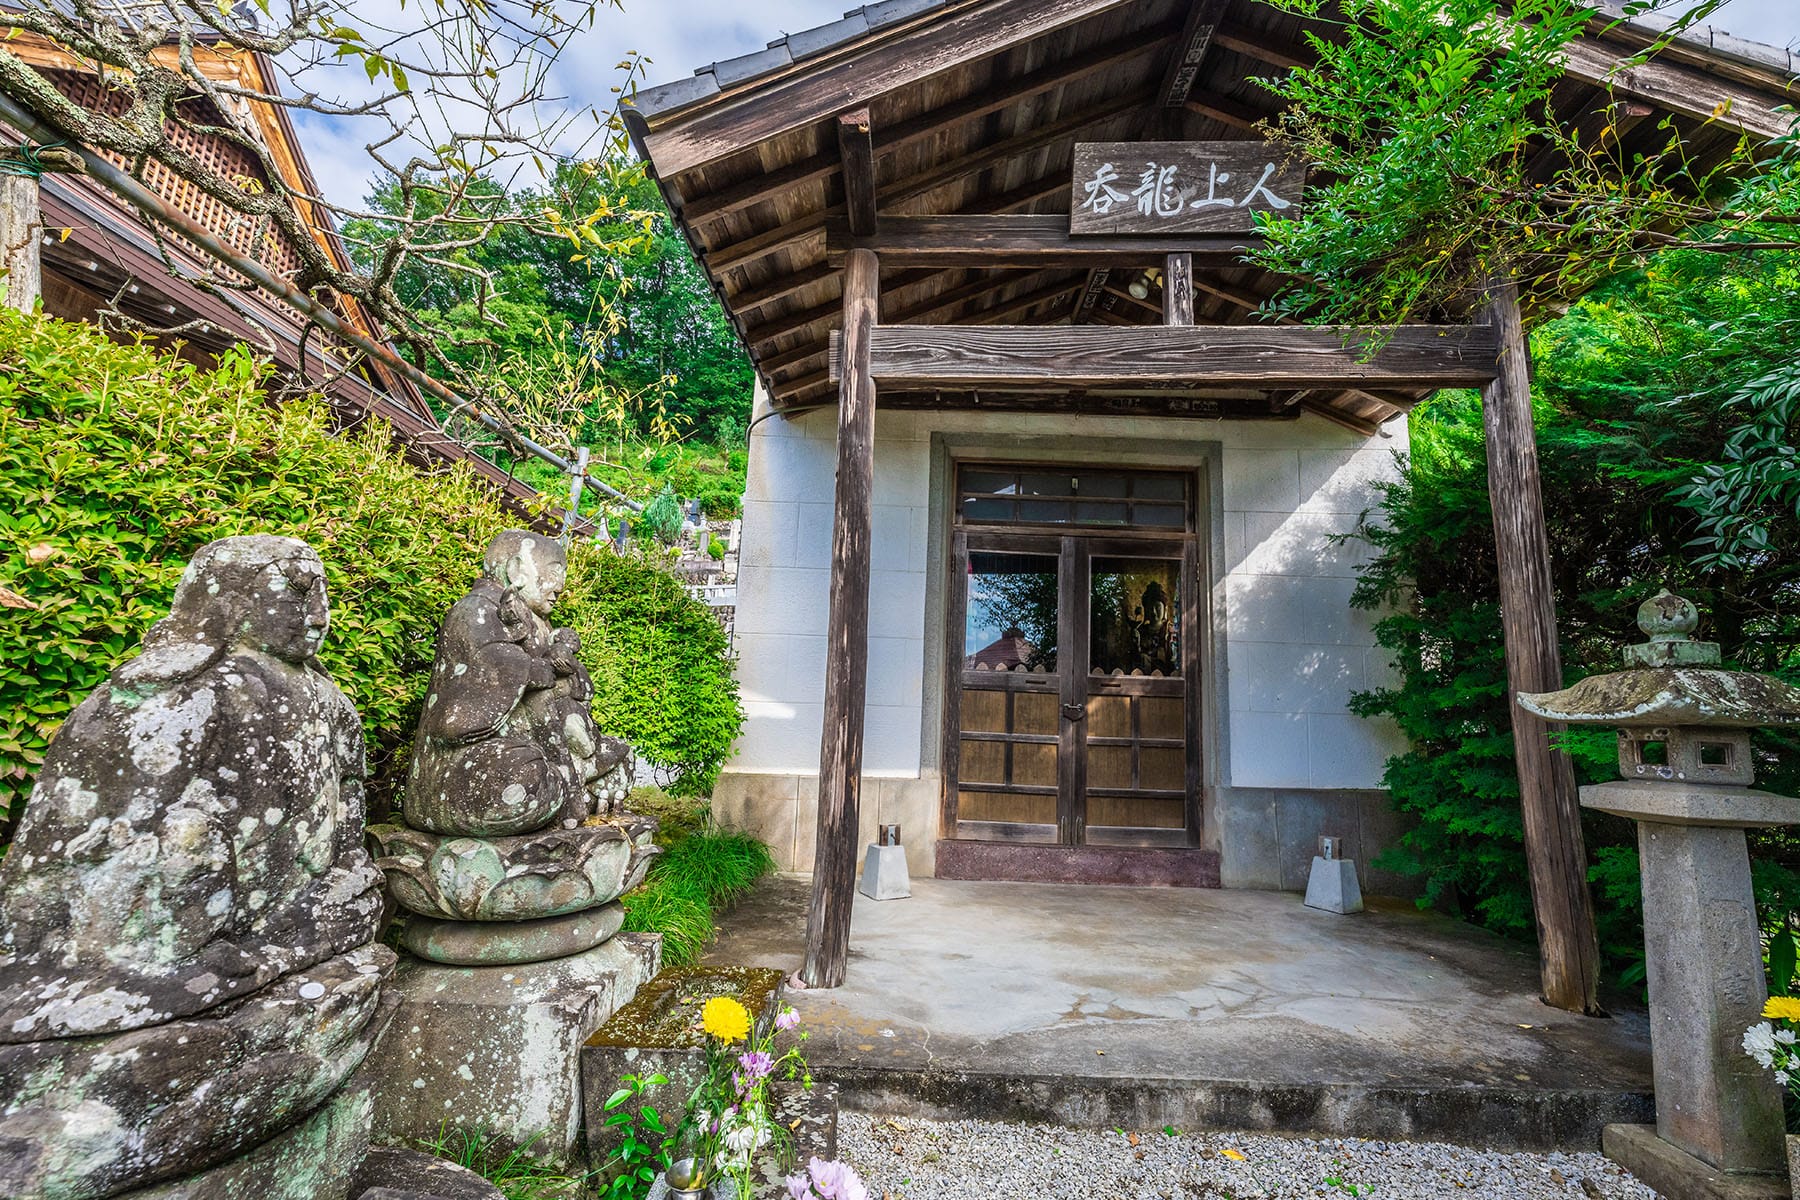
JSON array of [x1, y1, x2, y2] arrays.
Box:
[[955, 549, 1062, 840], [1084, 554, 1189, 846], [1089, 557, 1181, 677]]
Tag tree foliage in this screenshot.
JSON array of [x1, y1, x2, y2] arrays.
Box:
[[1351, 243, 1800, 979], [0, 309, 741, 842], [344, 158, 754, 452], [1251, 0, 1796, 326]]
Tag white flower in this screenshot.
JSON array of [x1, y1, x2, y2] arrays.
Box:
[[1778, 1069, 1792, 1086], [724, 1124, 760, 1154], [1776, 1027, 1797, 1047], [1744, 1022, 1778, 1068]]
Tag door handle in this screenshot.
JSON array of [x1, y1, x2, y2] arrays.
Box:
[[1061, 702, 1086, 722]]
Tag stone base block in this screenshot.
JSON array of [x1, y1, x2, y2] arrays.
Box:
[[401, 903, 626, 966], [1304, 857, 1364, 914], [1603, 1124, 1789, 1200], [859, 843, 911, 900], [358, 933, 660, 1166], [119, 1083, 374, 1200], [350, 1147, 503, 1200], [582, 966, 786, 1172]]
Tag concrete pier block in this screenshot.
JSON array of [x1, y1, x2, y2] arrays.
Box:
[[1304, 856, 1363, 914], [859, 843, 912, 900], [358, 933, 660, 1165]]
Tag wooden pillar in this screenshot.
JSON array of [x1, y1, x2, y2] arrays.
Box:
[[1163, 252, 1194, 325], [800, 246, 879, 989], [2, 169, 43, 313], [1481, 280, 1602, 1015]]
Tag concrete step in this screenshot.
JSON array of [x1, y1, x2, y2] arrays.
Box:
[[817, 1061, 1652, 1152]]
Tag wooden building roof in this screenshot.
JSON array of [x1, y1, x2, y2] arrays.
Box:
[[3, 36, 548, 508], [625, 0, 1799, 434]]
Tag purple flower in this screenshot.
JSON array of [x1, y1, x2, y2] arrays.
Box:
[[807, 1157, 867, 1200], [785, 1172, 812, 1200], [737, 1050, 774, 1080], [776, 1008, 801, 1032]]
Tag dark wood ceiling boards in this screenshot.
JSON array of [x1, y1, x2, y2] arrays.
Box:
[[626, 0, 1799, 430]]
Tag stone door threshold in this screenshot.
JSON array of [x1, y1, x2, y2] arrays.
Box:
[[933, 839, 1221, 887]]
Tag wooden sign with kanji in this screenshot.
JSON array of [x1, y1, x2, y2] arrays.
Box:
[[1070, 141, 1306, 236]]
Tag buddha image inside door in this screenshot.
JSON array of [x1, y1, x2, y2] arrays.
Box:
[[1086, 554, 1188, 845], [956, 548, 1062, 840]]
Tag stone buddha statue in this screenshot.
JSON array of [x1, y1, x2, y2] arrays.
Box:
[[372, 531, 656, 966], [404, 529, 630, 835], [0, 535, 395, 1200]]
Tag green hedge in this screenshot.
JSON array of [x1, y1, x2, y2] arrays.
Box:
[[0, 309, 741, 837]]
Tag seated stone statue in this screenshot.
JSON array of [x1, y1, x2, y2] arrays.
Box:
[[374, 530, 655, 966], [0, 535, 394, 1200], [405, 529, 631, 836]]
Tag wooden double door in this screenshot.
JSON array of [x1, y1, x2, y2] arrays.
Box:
[[944, 466, 1202, 848]]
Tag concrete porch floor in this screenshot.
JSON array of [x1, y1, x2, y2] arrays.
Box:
[[703, 875, 1655, 1150]]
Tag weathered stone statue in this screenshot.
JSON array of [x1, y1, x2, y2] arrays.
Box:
[[0, 535, 396, 1200], [372, 530, 656, 966]]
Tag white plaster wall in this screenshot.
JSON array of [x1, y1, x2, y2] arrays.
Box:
[[731, 384, 1409, 791]]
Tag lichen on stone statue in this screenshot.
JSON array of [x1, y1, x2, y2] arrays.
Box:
[[0, 535, 396, 1200], [372, 530, 657, 966]]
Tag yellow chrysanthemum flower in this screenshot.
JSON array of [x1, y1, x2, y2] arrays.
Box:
[[1764, 996, 1800, 1023], [702, 996, 752, 1044]]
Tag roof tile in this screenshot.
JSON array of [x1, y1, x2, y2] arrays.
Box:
[[711, 44, 794, 88], [783, 12, 872, 61], [629, 72, 720, 117]]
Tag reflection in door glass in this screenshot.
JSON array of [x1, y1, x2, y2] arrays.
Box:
[[1090, 558, 1180, 677], [965, 552, 1059, 672]]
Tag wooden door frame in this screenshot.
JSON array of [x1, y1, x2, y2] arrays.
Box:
[[940, 461, 1206, 850]]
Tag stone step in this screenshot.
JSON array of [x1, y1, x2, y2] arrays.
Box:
[[812, 1062, 1653, 1153]]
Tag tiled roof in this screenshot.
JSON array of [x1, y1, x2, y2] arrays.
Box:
[[626, 0, 1798, 125], [627, 0, 957, 121]]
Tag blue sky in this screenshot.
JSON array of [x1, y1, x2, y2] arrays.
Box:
[[292, 0, 1800, 208]]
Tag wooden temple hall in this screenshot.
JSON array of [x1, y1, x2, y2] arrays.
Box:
[[623, 0, 1799, 987]]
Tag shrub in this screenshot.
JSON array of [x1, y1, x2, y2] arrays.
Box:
[[619, 802, 776, 968], [0, 310, 740, 840], [1351, 245, 1800, 986], [562, 549, 741, 796]]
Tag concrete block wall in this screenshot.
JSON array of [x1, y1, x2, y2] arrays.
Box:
[[722, 383, 1411, 889]]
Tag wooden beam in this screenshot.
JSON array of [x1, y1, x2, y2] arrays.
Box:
[[769, 271, 1077, 402], [1483, 279, 1602, 1016], [1184, 91, 1268, 133], [642, 0, 1143, 178], [801, 244, 879, 992], [1159, 0, 1232, 108], [1213, 30, 1309, 70], [727, 261, 836, 314], [830, 324, 1501, 388], [879, 89, 1152, 210], [1164, 252, 1194, 325], [837, 108, 878, 238], [1557, 34, 1796, 142], [681, 25, 1172, 229], [1073, 268, 1111, 323], [828, 214, 1257, 269]]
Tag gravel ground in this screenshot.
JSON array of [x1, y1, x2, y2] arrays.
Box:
[[835, 1112, 1656, 1200]]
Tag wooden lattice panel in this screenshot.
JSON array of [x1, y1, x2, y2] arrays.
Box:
[[48, 70, 306, 281]]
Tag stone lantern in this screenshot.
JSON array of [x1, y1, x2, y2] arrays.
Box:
[[1519, 589, 1800, 1200]]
